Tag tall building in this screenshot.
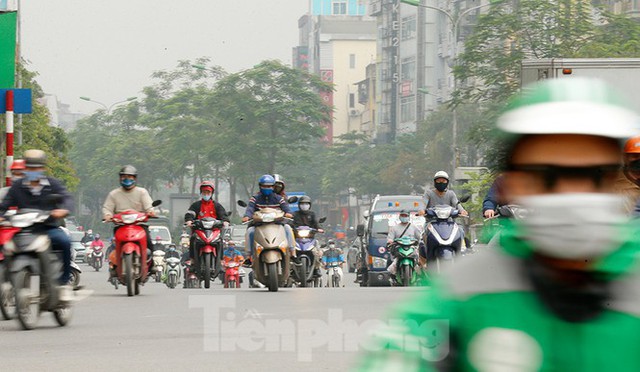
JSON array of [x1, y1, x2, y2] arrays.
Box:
[[295, 1, 377, 142]]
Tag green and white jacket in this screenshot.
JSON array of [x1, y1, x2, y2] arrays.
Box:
[[357, 221, 640, 371]]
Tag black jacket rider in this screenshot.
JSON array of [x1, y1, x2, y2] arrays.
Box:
[[293, 210, 321, 229]]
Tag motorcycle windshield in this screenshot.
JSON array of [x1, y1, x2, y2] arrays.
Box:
[[432, 222, 454, 241]]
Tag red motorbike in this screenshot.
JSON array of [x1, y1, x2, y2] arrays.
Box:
[[191, 217, 224, 289], [222, 259, 243, 288], [111, 201, 160, 297], [183, 259, 200, 289]]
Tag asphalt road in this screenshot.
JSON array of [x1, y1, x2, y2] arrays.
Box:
[[0, 263, 423, 371]]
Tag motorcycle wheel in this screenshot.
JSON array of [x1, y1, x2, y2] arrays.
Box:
[[236, 279, 241, 289], [70, 270, 80, 290], [299, 256, 308, 288], [203, 253, 212, 289], [0, 281, 16, 320], [313, 278, 321, 287], [267, 263, 278, 292], [124, 254, 134, 297], [402, 265, 411, 287], [15, 270, 40, 330], [155, 271, 161, 283], [53, 305, 72, 327], [332, 274, 339, 288], [168, 274, 176, 289]]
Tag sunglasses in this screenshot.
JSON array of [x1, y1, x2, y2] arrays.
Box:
[[506, 163, 620, 190], [624, 159, 640, 172]]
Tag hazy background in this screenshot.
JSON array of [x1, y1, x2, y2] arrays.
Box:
[[19, 0, 309, 114]]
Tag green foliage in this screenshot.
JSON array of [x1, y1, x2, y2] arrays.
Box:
[[458, 171, 495, 223]]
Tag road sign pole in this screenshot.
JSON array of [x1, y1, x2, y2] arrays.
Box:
[[5, 89, 14, 187]]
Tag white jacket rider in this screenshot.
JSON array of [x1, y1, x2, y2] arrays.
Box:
[[387, 210, 422, 276]]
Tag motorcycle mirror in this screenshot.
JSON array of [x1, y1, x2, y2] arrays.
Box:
[[321, 243, 327, 248], [356, 224, 365, 237], [377, 232, 388, 235], [459, 195, 471, 203], [288, 196, 299, 204], [237, 200, 247, 208], [152, 200, 162, 207], [226, 211, 233, 217], [319, 217, 327, 223], [44, 193, 64, 207]]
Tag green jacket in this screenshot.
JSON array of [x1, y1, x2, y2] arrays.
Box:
[[357, 221, 640, 371]]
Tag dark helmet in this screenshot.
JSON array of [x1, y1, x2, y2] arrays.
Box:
[[273, 174, 286, 193], [119, 165, 138, 177], [299, 195, 312, 205]]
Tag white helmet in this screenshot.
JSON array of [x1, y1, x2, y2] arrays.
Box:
[[434, 171, 449, 181]]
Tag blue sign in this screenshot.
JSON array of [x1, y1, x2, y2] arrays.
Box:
[[287, 191, 307, 213], [0, 89, 32, 113]]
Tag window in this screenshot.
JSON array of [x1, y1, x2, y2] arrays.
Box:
[[402, 15, 417, 41], [401, 57, 416, 81], [349, 54, 356, 69], [400, 96, 416, 123], [332, 0, 347, 15], [349, 93, 355, 108]]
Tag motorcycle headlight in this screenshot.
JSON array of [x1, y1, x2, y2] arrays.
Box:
[[121, 214, 138, 224], [261, 213, 276, 223], [297, 230, 311, 238], [435, 207, 451, 219], [202, 220, 215, 229], [372, 257, 387, 269]]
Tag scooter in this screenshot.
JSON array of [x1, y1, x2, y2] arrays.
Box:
[[69, 248, 82, 290], [89, 245, 104, 271], [110, 200, 161, 297], [391, 236, 419, 286], [222, 259, 243, 288], [183, 259, 199, 289], [4, 208, 73, 330], [152, 250, 166, 283], [165, 256, 181, 289], [0, 248, 16, 320], [238, 201, 292, 292], [325, 262, 343, 288], [425, 205, 465, 273], [191, 217, 224, 289], [291, 225, 324, 288]]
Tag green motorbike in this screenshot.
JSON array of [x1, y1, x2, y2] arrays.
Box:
[[392, 236, 419, 286]]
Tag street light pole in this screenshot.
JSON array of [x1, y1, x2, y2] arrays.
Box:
[[79, 96, 137, 115], [403, 1, 493, 183]]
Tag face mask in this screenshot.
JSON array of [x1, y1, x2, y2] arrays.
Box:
[[434, 182, 448, 192], [260, 188, 273, 196], [201, 194, 212, 201], [300, 203, 311, 211], [399, 216, 410, 223], [515, 193, 626, 260], [329, 244, 336, 249], [121, 178, 135, 188], [11, 175, 23, 182], [24, 170, 44, 182]]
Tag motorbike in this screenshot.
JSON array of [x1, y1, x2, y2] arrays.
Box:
[[183, 259, 199, 289], [238, 201, 292, 292], [0, 247, 16, 320], [325, 261, 343, 288], [152, 250, 166, 283], [291, 225, 324, 288], [425, 205, 465, 273], [110, 200, 161, 296], [3, 207, 73, 330], [165, 256, 181, 289], [69, 247, 82, 290], [391, 236, 419, 286], [222, 259, 243, 288], [191, 217, 225, 289], [88, 245, 104, 271]]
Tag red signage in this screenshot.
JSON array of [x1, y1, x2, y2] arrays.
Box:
[[320, 70, 334, 144]]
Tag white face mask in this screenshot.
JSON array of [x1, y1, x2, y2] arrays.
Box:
[[300, 203, 311, 211], [515, 193, 626, 260]]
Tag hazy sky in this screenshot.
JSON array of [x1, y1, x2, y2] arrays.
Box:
[[20, 0, 310, 114]]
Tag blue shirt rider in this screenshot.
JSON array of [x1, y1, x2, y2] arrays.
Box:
[[242, 174, 295, 255]]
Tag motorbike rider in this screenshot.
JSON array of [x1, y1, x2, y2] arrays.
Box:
[[422, 171, 468, 216], [292, 195, 325, 278], [321, 240, 345, 286], [358, 78, 640, 370], [482, 174, 505, 218], [81, 229, 94, 244], [89, 233, 104, 262], [105, 237, 115, 262], [242, 174, 295, 256], [0, 159, 25, 202], [0, 149, 74, 301], [273, 174, 287, 199], [165, 244, 181, 260], [183, 180, 230, 274], [385, 210, 423, 281], [152, 236, 165, 252], [621, 135, 640, 216], [102, 165, 156, 280]]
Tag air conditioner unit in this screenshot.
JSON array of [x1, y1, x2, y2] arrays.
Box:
[[349, 109, 361, 117]]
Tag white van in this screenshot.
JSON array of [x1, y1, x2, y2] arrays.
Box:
[[148, 226, 172, 247]]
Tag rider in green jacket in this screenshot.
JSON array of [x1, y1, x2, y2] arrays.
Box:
[[357, 78, 640, 371]]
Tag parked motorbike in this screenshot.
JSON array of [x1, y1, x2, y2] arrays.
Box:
[[110, 200, 161, 296], [3, 208, 73, 330], [191, 217, 224, 289], [165, 256, 181, 289], [425, 205, 465, 273], [291, 225, 324, 288], [238, 201, 292, 292], [183, 259, 199, 289], [391, 236, 419, 286], [152, 250, 166, 283]]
